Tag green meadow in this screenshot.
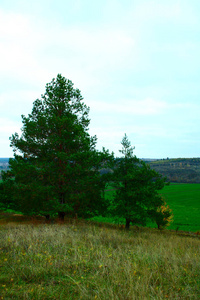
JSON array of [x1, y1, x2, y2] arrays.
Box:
[[158, 183, 200, 232], [92, 183, 200, 233]]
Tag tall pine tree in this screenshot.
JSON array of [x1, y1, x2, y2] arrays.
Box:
[[7, 74, 110, 220]]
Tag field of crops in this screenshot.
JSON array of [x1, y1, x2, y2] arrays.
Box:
[[92, 183, 200, 233]]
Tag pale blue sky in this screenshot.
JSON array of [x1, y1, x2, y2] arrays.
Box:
[[0, 0, 200, 158]]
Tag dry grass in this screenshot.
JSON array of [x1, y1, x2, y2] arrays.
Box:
[[0, 219, 200, 299]]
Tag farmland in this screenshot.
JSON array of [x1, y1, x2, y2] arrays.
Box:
[[92, 183, 200, 233], [158, 183, 200, 232]]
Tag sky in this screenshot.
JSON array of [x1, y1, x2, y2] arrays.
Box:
[[0, 0, 200, 159]]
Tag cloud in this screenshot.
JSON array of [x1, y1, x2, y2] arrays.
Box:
[[0, 117, 21, 157], [0, 1, 200, 158], [37, 26, 137, 92], [0, 118, 21, 135], [89, 126, 126, 154], [91, 98, 168, 116], [0, 7, 137, 93], [128, 0, 199, 26], [0, 9, 49, 85], [0, 90, 40, 118]]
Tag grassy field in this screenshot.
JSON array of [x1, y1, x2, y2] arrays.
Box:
[[92, 183, 200, 233], [0, 217, 200, 299], [158, 184, 200, 232]]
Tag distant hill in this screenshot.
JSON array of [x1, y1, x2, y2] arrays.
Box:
[[0, 158, 10, 162], [148, 158, 200, 183], [1, 157, 200, 183], [0, 158, 9, 168], [0, 158, 10, 179]]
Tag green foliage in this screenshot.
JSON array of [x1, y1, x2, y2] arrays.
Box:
[[109, 134, 167, 229], [148, 198, 173, 229], [3, 74, 112, 219], [1, 167, 18, 213]]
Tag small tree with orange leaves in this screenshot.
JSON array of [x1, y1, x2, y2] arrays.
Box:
[[148, 197, 173, 229]]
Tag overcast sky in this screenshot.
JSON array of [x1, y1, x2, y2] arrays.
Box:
[[1, 0, 200, 158]]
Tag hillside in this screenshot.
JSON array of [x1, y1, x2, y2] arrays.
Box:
[[1, 157, 200, 183], [147, 158, 200, 183], [0, 216, 199, 299], [0, 158, 9, 179]]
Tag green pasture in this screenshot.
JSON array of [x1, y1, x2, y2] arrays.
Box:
[[159, 183, 200, 232], [92, 183, 200, 232]]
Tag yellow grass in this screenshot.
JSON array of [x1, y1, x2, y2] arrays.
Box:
[[0, 219, 200, 299]]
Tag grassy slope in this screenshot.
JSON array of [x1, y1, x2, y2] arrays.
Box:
[[0, 219, 199, 299], [93, 183, 200, 232]]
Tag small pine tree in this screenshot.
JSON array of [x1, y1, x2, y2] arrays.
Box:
[[110, 134, 166, 229]]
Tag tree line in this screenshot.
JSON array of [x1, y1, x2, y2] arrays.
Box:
[[0, 74, 172, 229], [148, 158, 200, 183]]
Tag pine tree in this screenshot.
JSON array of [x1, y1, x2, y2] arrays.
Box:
[[7, 74, 110, 220], [111, 134, 166, 229]]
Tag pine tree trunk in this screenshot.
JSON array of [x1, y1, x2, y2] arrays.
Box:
[[125, 218, 131, 230], [58, 211, 65, 221]]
